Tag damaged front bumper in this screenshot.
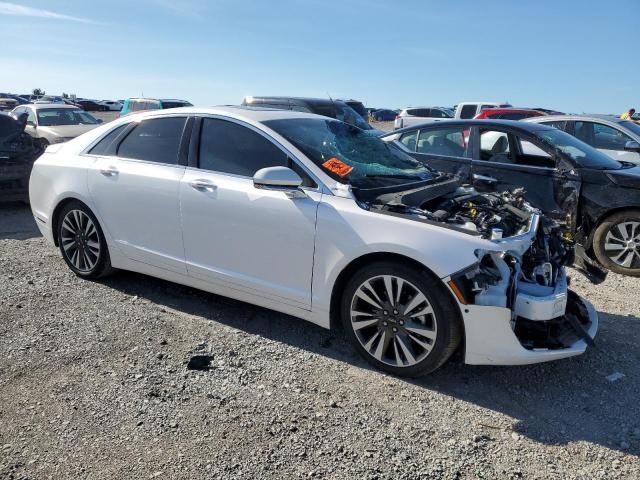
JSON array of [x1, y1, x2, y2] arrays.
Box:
[[460, 292, 597, 365], [445, 212, 598, 366]]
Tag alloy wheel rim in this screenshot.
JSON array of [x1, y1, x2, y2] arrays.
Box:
[[60, 210, 100, 272], [350, 275, 438, 368], [604, 221, 640, 268]]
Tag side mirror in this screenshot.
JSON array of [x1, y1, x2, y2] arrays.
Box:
[[26, 120, 36, 128], [253, 166, 306, 198], [624, 140, 640, 153]]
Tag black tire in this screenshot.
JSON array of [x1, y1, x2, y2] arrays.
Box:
[[593, 210, 640, 277], [56, 201, 113, 279], [340, 261, 462, 377]]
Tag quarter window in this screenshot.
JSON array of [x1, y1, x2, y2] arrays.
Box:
[[117, 117, 186, 165], [417, 127, 469, 157], [399, 131, 418, 151], [199, 118, 287, 177], [89, 125, 127, 155]]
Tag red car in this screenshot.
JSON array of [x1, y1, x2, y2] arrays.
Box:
[[474, 108, 546, 120]]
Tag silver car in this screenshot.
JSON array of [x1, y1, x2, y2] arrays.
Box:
[[10, 103, 103, 145], [526, 114, 640, 164]]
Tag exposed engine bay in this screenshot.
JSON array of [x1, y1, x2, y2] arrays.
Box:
[[357, 182, 595, 352]]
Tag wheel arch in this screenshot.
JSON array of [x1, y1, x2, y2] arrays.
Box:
[[328, 251, 463, 330]]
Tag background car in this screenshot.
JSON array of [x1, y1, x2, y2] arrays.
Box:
[[119, 98, 193, 116], [371, 109, 397, 121], [98, 100, 123, 111], [525, 115, 640, 164], [11, 103, 103, 145], [28, 107, 596, 376], [77, 99, 109, 112], [454, 102, 511, 119], [34, 95, 66, 104], [394, 107, 453, 129], [0, 97, 18, 111], [0, 93, 30, 106], [337, 99, 368, 119], [0, 113, 46, 202], [242, 96, 379, 132], [474, 108, 547, 120], [382, 119, 640, 277]]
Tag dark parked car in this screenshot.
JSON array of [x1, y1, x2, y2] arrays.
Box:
[[371, 109, 397, 121], [0, 113, 46, 202], [242, 96, 377, 132], [382, 120, 640, 277], [337, 99, 368, 119], [77, 99, 108, 112]]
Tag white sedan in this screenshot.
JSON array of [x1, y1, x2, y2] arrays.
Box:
[[29, 107, 598, 376]]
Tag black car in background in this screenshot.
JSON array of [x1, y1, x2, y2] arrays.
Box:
[[241, 96, 377, 132], [382, 120, 640, 277], [0, 114, 46, 202], [372, 109, 398, 121], [76, 99, 108, 112], [337, 99, 368, 119]]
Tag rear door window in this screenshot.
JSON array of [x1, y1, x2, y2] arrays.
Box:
[[406, 108, 430, 117], [117, 117, 186, 164]]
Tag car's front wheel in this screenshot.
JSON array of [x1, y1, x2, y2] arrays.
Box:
[[341, 261, 462, 377], [57, 201, 113, 278], [593, 210, 640, 277]]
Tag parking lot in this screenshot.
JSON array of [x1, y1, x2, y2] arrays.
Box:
[[1, 202, 639, 479]]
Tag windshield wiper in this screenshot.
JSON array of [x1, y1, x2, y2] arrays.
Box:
[[363, 173, 424, 180]]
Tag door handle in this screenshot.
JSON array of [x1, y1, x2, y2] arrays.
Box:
[[100, 166, 119, 177], [473, 173, 498, 184], [190, 179, 217, 191]]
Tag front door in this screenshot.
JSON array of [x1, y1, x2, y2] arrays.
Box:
[[471, 127, 581, 226], [180, 117, 319, 309], [87, 116, 189, 273]]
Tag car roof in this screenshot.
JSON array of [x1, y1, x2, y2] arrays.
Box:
[[481, 108, 543, 113], [25, 103, 80, 110], [116, 105, 332, 123], [244, 96, 348, 107], [525, 114, 628, 124], [386, 119, 556, 136]]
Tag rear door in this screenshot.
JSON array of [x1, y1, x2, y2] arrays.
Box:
[[398, 125, 472, 178], [471, 126, 581, 225], [87, 116, 191, 273]]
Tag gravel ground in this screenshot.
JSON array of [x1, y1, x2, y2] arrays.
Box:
[[1, 191, 640, 478]]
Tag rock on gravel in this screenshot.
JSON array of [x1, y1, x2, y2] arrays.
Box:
[[1, 204, 639, 479]]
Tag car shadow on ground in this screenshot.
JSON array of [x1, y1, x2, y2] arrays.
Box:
[[102, 270, 639, 457], [0, 203, 40, 240]]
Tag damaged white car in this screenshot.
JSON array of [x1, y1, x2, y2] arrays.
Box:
[[29, 107, 598, 376]]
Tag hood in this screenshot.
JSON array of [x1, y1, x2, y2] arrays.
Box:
[[38, 124, 99, 139]]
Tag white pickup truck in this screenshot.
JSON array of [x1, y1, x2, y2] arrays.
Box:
[[393, 107, 454, 129], [394, 102, 511, 129]]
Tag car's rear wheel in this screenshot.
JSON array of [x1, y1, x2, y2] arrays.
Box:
[[341, 261, 462, 377], [593, 210, 640, 277], [57, 201, 113, 278]]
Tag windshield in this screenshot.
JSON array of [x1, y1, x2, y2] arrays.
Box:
[[537, 129, 622, 170], [313, 103, 372, 130], [620, 120, 640, 137], [264, 118, 436, 187], [37, 108, 99, 126]]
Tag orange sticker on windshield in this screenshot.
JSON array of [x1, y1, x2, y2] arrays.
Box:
[[322, 157, 353, 177]]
